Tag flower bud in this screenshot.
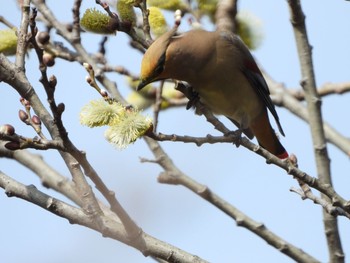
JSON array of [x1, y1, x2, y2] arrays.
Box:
[[31, 115, 41, 125], [19, 109, 29, 122], [117, 0, 136, 26], [0, 124, 15, 135], [57, 103, 65, 114], [66, 23, 73, 32], [80, 8, 118, 35], [83, 62, 93, 70], [43, 52, 55, 67], [20, 97, 30, 108], [4, 141, 20, 151], [85, 76, 93, 84], [148, 0, 187, 11], [49, 75, 57, 89], [36, 31, 50, 45], [100, 89, 108, 97], [148, 7, 168, 37], [0, 28, 18, 56]]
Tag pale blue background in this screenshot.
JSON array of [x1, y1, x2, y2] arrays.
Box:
[[0, 1, 349, 262]]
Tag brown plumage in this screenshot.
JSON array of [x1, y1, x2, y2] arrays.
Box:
[[138, 28, 288, 159]]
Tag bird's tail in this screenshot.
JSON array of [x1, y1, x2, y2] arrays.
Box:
[[250, 110, 288, 159]]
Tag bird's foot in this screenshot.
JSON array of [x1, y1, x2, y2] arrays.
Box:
[[224, 129, 243, 148], [174, 82, 201, 111], [186, 90, 200, 110]]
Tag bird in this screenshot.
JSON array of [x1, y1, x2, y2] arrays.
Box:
[[137, 28, 288, 159]]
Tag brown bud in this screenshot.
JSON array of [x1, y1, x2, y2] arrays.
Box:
[[100, 89, 108, 97], [19, 109, 29, 122], [43, 52, 55, 67], [66, 23, 73, 32], [49, 75, 57, 89], [0, 124, 15, 135], [31, 115, 41, 125], [36, 31, 50, 45], [20, 97, 30, 108], [85, 76, 93, 84], [4, 141, 20, 151], [83, 63, 93, 71], [57, 103, 65, 114]]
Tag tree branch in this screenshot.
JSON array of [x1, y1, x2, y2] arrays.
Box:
[[289, 82, 350, 101], [143, 137, 320, 263], [15, 0, 30, 69], [31, 0, 127, 104], [215, 0, 238, 33], [0, 170, 208, 263], [287, 1, 344, 262], [265, 73, 350, 156]]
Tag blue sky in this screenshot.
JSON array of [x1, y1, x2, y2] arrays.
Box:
[[0, 1, 349, 262]]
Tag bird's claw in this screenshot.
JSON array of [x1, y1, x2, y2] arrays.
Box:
[[225, 129, 243, 148], [186, 90, 200, 110]]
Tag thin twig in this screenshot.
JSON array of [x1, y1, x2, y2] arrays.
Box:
[[71, 0, 82, 43], [153, 81, 165, 132], [101, 64, 139, 80], [289, 82, 350, 101], [290, 187, 350, 219], [32, 0, 127, 103], [28, 3, 144, 239], [0, 15, 16, 28], [148, 132, 238, 146], [15, 0, 30, 69], [136, 0, 152, 44]]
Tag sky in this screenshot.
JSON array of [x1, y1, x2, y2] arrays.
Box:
[[0, 1, 350, 263]]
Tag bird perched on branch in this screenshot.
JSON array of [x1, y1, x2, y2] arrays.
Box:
[[138, 27, 288, 159]]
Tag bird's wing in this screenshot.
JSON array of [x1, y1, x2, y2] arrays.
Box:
[[220, 32, 285, 136], [242, 56, 285, 136]]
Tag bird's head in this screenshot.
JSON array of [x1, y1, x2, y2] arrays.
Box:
[[138, 28, 178, 91]]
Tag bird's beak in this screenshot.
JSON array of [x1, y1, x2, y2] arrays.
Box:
[[137, 78, 151, 91]]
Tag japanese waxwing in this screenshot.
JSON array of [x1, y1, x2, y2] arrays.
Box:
[[138, 28, 288, 159]]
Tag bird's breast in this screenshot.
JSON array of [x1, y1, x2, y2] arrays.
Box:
[[192, 71, 264, 127]]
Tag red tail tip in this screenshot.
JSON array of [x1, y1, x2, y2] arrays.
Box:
[[277, 151, 289, 159]]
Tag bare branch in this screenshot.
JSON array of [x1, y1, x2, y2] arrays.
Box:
[[0, 171, 91, 224], [265, 73, 350, 157], [71, 0, 82, 43], [168, 84, 350, 213], [15, 0, 30, 69], [31, 0, 127, 103], [136, 0, 152, 45], [289, 82, 350, 101], [0, 170, 209, 263], [287, 1, 344, 261], [290, 187, 350, 219], [143, 137, 320, 263], [215, 0, 238, 33], [148, 132, 238, 146], [0, 15, 16, 28]]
